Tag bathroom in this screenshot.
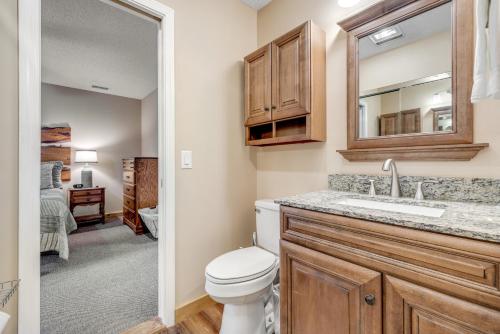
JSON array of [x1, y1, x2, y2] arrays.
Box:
[[205, 0, 499, 332], [1, 0, 500, 333]]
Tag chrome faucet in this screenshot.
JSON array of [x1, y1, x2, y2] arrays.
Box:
[[382, 158, 401, 198]]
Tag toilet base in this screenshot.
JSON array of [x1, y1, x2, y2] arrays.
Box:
[[220, 301, 266, 334]]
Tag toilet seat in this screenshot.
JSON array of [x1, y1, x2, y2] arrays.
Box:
[[205, 247, 279, 300], [205, 246, 277, 284]]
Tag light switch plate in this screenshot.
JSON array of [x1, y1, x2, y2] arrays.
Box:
[[181, 150, 192, 169]]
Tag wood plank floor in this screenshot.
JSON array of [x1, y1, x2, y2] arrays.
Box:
[[122, 303, 223, 334], [167, 303, 223, 334]]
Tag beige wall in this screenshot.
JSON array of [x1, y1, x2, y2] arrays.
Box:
[[256, 0, 500, 201], [1, 0, 257, 332], [141, 89, 158, 157], [41, 83, 143, 214], [157, 0, 258, 306], [0, 0, 18, 333]]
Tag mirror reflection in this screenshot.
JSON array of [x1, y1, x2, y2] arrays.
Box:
[[358, 2, 452, 138]]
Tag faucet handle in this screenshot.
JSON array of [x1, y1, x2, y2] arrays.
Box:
[[368, 179, 376, 197], [415, 182, 424, 200], [414, 180, 438, 200]]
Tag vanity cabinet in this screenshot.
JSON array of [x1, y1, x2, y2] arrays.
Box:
[[280, 206, 500, 334], [384, 276, 500, 334], [281, 241, 382, 334], [244, 21, 325, 146]]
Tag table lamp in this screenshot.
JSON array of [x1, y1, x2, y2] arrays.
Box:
[[75, 150, 98, 188]]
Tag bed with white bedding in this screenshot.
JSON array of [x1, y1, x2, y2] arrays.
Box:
[[40, 188, 77, 259]]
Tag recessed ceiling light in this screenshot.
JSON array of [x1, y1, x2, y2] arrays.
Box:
[[337, 0, 360, 8], [240, 0, 272, 10], [369, 25, 404, 45]]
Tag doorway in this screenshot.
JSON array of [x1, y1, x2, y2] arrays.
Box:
[[18, 0, 175, 333]]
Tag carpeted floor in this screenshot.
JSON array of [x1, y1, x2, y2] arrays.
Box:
[[41, 218, 158, 334]]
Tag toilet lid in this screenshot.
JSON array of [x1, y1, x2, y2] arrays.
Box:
[[206, 247, 277, 284]]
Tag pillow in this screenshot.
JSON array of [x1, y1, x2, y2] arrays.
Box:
[[40, 163, 54, 190], [45, 160, 64, 188]]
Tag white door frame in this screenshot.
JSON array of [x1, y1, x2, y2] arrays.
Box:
[[18, 0, 176, 332]]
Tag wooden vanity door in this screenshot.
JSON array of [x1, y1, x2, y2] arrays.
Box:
[[271, 22, 310, 121], [384, 275, 500, 334], [280, 240, 382, 334], [244, 44, 272, 126]]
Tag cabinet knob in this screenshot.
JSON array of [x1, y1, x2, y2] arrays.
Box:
[[364, 294, 376, 305], [272, 106, 277, 110], [264, 107, 270, 111]]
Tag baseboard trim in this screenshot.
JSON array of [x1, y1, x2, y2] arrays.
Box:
[[105, 211, 123, 219], [175, 294, 216, 323]]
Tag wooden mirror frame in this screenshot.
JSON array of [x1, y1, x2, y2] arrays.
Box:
[[337, 0, 488, 161]]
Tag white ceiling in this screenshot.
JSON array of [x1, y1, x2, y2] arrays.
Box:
[[42, 0, 158, 100], [359, 2, 451, 60], [240, 0, 272, 10]]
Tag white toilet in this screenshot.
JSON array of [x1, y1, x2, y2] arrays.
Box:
[[205, 199, 280, 334]]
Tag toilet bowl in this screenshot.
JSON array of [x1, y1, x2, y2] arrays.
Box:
[[205, 199, 280, 334]]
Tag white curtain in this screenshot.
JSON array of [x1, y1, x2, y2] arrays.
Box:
[[471, 0, 500, 102]]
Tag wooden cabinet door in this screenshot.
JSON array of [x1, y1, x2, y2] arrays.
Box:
[[244, 44, 272, 126], [384, 275, 500, 334], [400, 108, 421, 134], [271, 22, 310, 121], [281, 240, 382, 334], [380, 112, 399, 136]]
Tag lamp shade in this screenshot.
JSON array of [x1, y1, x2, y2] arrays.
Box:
[[75, 150, 98, 163]]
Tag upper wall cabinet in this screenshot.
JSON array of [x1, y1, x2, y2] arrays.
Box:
[[337, 0, 489, 161], [245, 44, 272, 126], [244, 21, 326, 146]]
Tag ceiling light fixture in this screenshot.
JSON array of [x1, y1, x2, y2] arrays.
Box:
[[368, 25, 404, 45], [337, 0, 360, 8]]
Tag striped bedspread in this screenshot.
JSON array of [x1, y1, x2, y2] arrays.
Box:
[[40, 188, 77, 259]]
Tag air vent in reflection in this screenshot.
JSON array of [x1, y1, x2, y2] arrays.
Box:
[[91, 85, 109, 90]]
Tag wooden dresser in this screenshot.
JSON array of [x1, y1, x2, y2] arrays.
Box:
[[122, 157, 158, 234]]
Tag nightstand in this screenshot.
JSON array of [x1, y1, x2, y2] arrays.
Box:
[[69, 187, 105, 224]]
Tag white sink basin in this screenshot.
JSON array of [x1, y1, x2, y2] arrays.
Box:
[[336, 198, 445, 218]]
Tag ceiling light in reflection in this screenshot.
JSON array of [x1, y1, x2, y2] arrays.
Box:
[[432, 93, 443, 104]]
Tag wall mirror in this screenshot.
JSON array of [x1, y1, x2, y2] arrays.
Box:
[[337, 0, 488, 161], [359, 2, 451, 138]]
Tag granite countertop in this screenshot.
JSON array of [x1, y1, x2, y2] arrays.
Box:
[[275, 190, 500, 243]]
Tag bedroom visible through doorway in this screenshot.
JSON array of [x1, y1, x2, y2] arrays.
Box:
[[39, 0, 160, 332]]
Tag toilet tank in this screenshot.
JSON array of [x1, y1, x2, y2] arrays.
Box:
[[255, 199, 280, 255]]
